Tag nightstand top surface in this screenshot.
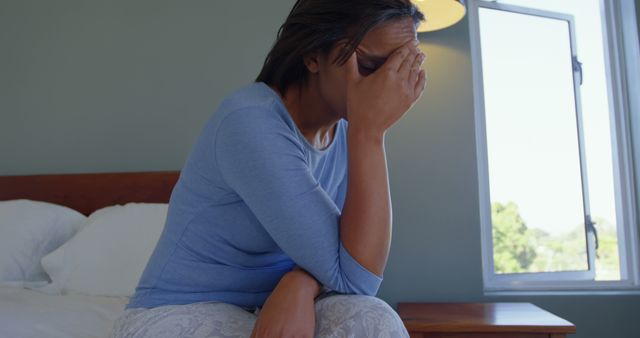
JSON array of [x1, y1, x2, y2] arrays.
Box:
[[397, 302, 576, 333]]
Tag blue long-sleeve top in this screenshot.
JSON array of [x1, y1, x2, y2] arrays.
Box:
[[125, 81, 383, 311]]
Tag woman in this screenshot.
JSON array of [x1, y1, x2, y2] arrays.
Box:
[[111, 0, 426, 337]]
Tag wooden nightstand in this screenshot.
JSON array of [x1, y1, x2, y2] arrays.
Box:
[[398, 302, 576, 338]]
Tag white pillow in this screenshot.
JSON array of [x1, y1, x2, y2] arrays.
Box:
[[40, 202, 168, 297], [0, 199, 87, 285]]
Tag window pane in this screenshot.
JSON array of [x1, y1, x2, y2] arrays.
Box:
[[478, 7, 590, 274]]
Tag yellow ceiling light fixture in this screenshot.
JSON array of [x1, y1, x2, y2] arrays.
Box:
[[413, 0, 467, 32]]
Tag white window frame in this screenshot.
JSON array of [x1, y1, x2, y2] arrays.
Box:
[[469, 0, 640, 294]]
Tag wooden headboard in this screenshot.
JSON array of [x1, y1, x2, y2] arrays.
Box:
[[0, 171, 180, 216]]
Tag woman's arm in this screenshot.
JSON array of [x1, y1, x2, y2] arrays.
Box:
[[340, 38, 425, 277], [339, 128, 389, 277]]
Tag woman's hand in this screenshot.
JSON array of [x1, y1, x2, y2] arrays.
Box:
[[343, 38, 427, 136], [250, 267, 322, 338]]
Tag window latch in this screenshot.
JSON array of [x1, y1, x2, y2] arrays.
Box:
[[572, 55, 583, 85], [586, 214, 598, 250]]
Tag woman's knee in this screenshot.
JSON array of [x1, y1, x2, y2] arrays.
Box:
[[314, 294, 409, 338]]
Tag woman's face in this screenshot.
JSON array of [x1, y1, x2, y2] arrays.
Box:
[[304, 16, 418, 121]]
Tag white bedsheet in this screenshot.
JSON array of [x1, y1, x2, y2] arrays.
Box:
[[0, 285, 128, 338]]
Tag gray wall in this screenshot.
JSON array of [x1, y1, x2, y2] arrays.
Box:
[[1, 1, 639, 337]]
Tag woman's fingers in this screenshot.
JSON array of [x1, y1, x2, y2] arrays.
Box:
[[408, 51, 425, 85], [397, 41, 420, 77], [414, 69, 427, 99], [344, 47, 362, 85], [382, 39, 417, 73]]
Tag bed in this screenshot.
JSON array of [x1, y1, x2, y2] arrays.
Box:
[[0, 170, 180, 338]]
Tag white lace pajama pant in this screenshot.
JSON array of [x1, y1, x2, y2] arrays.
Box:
[[109, 291, 410, 338]]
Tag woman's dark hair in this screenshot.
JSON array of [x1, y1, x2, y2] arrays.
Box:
[[255, 0, 425, 94]]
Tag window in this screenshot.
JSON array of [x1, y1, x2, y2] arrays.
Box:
[[468, 0, 640, 292]]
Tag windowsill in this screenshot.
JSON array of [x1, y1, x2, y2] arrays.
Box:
[[484, 288, 640, 296]]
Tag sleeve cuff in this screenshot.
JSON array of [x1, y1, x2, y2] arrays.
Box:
[[338, 240, 383, 296]]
